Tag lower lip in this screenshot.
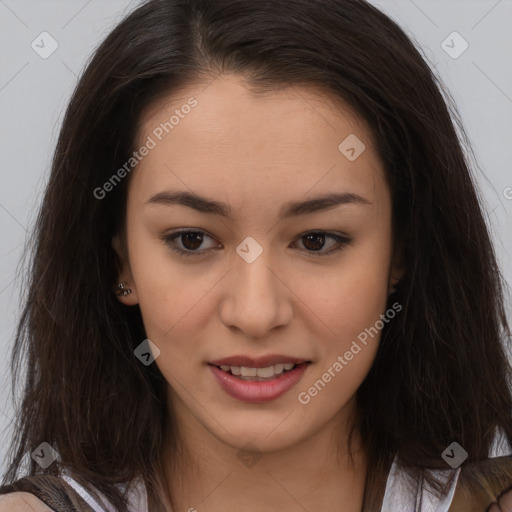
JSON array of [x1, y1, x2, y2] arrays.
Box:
[[209, 363, 309, 403]]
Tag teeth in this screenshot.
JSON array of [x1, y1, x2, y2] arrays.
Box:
[[240, 367, 257, 377], [218, 363, 299, 379], [256, 366, 274, 378]]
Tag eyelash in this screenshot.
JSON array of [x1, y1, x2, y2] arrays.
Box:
[[160, 230, 352, 258]]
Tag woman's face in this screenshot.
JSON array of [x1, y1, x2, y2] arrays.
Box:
[[113, 74, 402, 453]]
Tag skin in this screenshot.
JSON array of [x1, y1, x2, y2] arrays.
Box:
[[0, 493, 53, 512], [487, 488, 512, 512], [113, 74, 403, 512]]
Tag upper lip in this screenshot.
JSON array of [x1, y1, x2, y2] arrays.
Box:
[[209, 355, 310, 368]]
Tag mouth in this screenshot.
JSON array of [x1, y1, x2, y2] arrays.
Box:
[[209, 362, 307, 382], [207, 356, 312, 403]]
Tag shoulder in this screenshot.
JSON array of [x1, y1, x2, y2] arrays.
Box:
[[0, 491, 53, 511], [448, 455, 512, 512]]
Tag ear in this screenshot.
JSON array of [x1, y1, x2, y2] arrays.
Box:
[[388, 270, 404, 295], [112, 233, 139, 305], [388, 240, 406, 295]]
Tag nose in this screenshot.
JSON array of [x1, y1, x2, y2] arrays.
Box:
[[219, 249, 293, 339]]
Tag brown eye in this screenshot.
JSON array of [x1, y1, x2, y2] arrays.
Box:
[[162, 230, 219, 257], [179, 231, 204, 251], [294, 232, 352, 256], [301, 233, 328, 251]]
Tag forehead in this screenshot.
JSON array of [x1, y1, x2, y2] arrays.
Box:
[[131, 75, 387, 210]]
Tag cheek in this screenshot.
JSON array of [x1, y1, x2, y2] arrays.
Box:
[[299, 236, 393, 343], [295, 231, 393, 395], [127, 216, 207, 305], [296, 274, 390, 416], [125, 222, 210, 355]]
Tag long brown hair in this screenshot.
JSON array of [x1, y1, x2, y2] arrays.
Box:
[[2, 0, 512, 510]]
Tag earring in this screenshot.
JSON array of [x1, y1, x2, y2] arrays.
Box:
[[115, 282, 132, 296]]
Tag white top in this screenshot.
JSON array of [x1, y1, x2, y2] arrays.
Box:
[[60, 454, 461, 512], [59, 472, 148, 512]]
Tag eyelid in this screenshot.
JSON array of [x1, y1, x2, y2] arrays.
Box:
[[160, 229, 352, 258], [161, 229, 220, 257]]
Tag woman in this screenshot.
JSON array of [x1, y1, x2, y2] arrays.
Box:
[[0, 0, 511, 511]]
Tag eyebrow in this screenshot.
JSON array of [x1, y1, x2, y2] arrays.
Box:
[[145, 190, 371, 219]]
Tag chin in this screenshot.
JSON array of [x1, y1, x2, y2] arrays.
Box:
[[206, 412, 311, 453]]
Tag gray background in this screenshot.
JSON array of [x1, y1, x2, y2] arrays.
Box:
[[1, 0, 511, 474]]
